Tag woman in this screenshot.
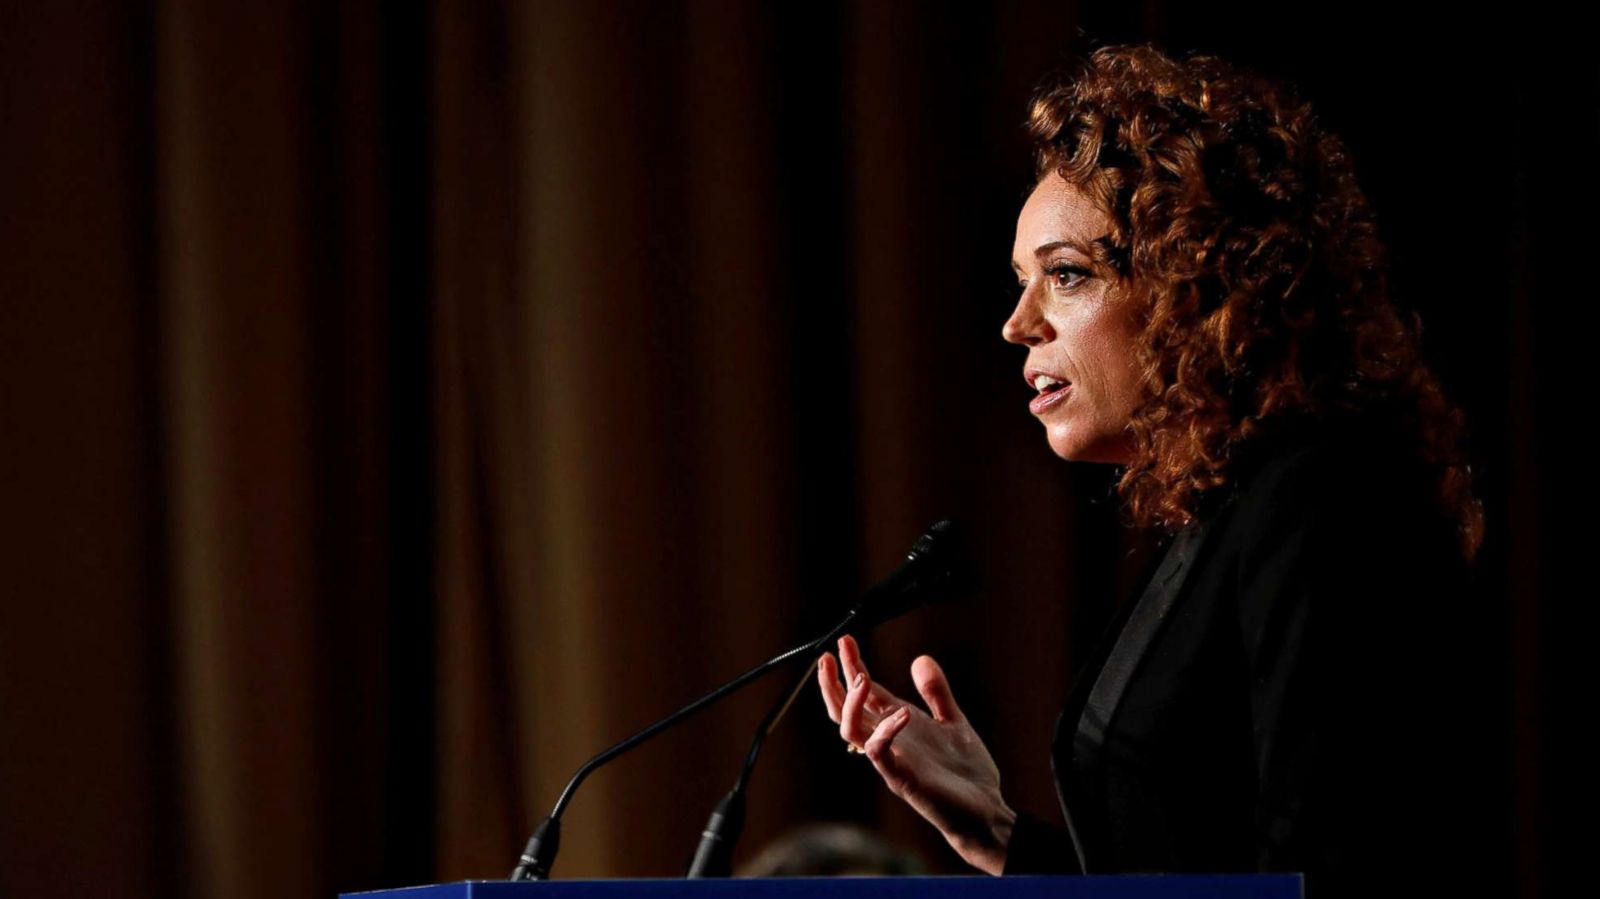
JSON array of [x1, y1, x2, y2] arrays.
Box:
[[816, 44, 1489, 895]]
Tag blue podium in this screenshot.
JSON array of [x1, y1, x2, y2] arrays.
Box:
[[342, 876, 1301, 898]]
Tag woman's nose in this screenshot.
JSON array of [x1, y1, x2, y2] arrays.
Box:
[[1001, 288, 1052, 346]]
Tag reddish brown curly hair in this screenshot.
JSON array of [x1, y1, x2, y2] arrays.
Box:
[[1029, 44, 1484, 563]]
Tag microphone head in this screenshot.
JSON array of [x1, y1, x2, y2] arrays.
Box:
[[850, 519, 975, 631], [910, 519, 958, 561]]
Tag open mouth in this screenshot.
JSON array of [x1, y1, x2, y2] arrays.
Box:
[[1028, 373, 1071, 414], [1032, 373, 1068, 395]]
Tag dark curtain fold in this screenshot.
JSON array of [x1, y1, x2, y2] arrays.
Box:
[[2, 2, 1582, 897]]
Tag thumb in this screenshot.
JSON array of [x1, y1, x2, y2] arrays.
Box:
[[911, 655, 965, 724]]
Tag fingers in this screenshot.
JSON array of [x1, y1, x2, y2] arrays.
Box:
[[822, 641, 894, 730], [837, 635, 901, 715], [817, 653, 845, 723], [837, 634, 869, 685], [911, 655, 966, 724], [863, 706, 912, 771], [838, 666, 875, 746]]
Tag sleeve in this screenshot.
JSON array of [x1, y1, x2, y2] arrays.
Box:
[[1002, 810, 1083, 875], [1233, 445, 1472, 896]]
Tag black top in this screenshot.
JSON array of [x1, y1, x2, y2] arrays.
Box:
[[1003, 414, 1495, 897]]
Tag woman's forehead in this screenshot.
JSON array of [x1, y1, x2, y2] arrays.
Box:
[[1014, 174, 1109, 259]]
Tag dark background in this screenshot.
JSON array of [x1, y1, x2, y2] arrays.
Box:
[[1, 2, 1585, 897]]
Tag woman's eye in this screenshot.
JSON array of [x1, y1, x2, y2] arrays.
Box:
[[1046, 264, 1089, 291]]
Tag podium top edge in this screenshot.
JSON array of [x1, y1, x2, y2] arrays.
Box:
[[342, 873, 1302, 899]]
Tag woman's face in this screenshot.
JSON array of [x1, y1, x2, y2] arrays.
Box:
[[1005, 173, 1146, 465]]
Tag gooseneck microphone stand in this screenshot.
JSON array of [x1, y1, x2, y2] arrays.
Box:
[[511, 613, 858, 881], [684, 658, 818, 878], [509, 520, 964, 882]]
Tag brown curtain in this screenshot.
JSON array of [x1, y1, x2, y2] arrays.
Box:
[[3, 2, 1580, 897], [426, 0, 1121, 879]]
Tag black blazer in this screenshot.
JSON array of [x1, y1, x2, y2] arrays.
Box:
[[1003, 415, 1493, 897]]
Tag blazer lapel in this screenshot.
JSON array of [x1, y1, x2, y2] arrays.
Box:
[[1078, 517, 1214, 749], [1048, 514, 1220, 871]]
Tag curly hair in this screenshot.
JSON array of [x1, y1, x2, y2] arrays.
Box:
[[1028, 43, 1484, 563]]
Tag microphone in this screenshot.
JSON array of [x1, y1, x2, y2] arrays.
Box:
[[510, 520, 970, 881], [683, 662, 813, 878], [846, 519, 968, 632], [684, 520, 972, 877]]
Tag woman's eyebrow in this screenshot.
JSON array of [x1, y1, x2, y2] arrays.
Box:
[[1013, 237, 1095, 274], [1033, 238, 1093, 258]]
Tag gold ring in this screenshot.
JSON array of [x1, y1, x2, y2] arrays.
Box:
[[846, 742, 866, 754]]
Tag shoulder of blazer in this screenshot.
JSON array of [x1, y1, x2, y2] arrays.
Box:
[[1063, 412, 1433, 754], [1213, 411, 1436, 538]]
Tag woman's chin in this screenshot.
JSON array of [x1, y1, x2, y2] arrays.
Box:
[[1046, 438, 1100, 463], [1045, 429, 1132, 465]]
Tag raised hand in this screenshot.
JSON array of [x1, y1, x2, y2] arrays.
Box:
[[816, 634, 1016, 875]]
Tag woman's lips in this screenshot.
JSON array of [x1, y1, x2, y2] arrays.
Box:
[[1029, 383, 1071, 415]]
